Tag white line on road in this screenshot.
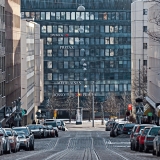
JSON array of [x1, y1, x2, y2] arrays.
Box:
[[103, 138, 129, 160], [16, 138, 59, 160]]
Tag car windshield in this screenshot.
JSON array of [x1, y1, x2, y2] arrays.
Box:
[[17, 133, 26, 138], [45, 122, 57, 127], [149, 128, 160, 136], [13, 128, 29, 136], [118, 124, 124, 129], [143, 128, 150, 135], [28, 125, 40, 129], [124, 123, 135, 127], [56, 122, 61, 125], [5, 130, 13, 136]]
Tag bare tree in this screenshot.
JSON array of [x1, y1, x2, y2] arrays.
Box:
[[82, 92, 93, 121], [65, 92, 77, 123], [121, 91, 131, 111], [103, 93, 119, 118], [132, 66, 147, 106]]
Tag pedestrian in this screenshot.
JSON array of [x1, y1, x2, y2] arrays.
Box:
[[32, 120, 36, 124], [37, 120, 40, 124]]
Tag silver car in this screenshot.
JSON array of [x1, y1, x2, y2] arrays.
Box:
[[153, 130, 160, 156], [144, 126, 160, 153], [0, 128, 11, 154]]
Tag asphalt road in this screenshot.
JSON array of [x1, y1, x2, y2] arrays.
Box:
[[0, 124, 159, 160]]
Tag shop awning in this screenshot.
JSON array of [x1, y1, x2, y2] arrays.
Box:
[[143, 104, 151, 116]]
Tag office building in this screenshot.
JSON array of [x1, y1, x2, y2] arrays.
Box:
[[21, 0, 132, 118]]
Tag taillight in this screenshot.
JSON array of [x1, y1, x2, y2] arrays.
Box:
[[146, 137, 154, 141], [123, 128, 126, 130]]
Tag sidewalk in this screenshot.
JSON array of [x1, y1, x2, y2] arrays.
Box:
[[65, 120, 105, 131]]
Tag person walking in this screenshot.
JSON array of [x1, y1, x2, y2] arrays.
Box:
[[32, 120, 36, 124]]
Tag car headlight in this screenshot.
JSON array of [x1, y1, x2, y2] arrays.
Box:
[[10, 139, 14, 143]]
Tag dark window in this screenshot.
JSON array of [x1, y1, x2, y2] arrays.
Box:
[[143, 60, 147, 66], [143, 9, 148, 15], [143, 43, 147, 49], [143, 26, 147, 32]]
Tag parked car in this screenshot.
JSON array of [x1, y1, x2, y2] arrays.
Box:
[[44, 120, 58, 137], [105, 121, 116, 131], [61, 120, 66, 131], [123, 123, 135, 134], [47, 125, 55, 137], [114, 122, 125, 136], [110, 123, 118, 137], [12, 126, 34, 150], [138, 127, 151, 152], [130, 124, 156, 151], [144, 126, 160, 153], [4, 128, 18, 153], [0, 130, 4, 155], [27, 124, 43, 138], [153, 130, 160, 156], [17, 131, 30, 151], [0, 128, 11, 154]]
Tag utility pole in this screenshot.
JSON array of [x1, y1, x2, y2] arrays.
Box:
[[92, 82, 94, 127]]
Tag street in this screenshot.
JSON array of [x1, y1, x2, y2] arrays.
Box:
[[0, 122, 159, 160]]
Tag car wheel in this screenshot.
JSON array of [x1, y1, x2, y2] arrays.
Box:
[[7, 145, 11, 154], [139, 145, 143, 152], [144, 145, 149, 153], [56, 132, 58, 137], [153, 149, 156, 155], [156, 146, 160, 157], [39, 134, 41, 139], [31, 142, 34, 150]]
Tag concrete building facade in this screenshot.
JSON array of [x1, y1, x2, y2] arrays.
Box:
[[5, 0, 21, 126], [21, 19, 44, 125], [131, 0, 155, 114], [147, 3, 160, 124], [0, 0, 5, 124]]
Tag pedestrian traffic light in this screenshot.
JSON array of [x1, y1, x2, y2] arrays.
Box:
[[21, 109, 27, 116]]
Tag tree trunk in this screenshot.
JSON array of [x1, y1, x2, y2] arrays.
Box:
[[88, 110, 90, 121]]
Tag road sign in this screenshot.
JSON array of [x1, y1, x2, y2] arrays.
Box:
[[148, 112, 153, 116], [136, 107, 143, 116], [14, 113, 22, 121]]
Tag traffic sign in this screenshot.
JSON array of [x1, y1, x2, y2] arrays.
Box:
[[136, 107, 143, 115], [14, 113, 22, 121]]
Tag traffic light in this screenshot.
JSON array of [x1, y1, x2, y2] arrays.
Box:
[[126, 111, 130, 117], [135, 98, 143, 103]]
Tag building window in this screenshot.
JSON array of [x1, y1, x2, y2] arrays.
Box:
[[36, 12, 40, 20], [64, 62, 68, 68], [143, 60, 147, 66], [56, 12, 60, 20], [41, 12, 45, 20], [48, 73, 52, 80], [47, 61, 52, 68], [143, 26, 147, 32], [47, 25, 52, 33], [41, 26, 46, 33], [143, 43, 147, 49], [143, 9, 148, 15], [51, 12, 55, 20], [46, 12, 50, 20], [47, 50, 52, 57], [58, 85, 63, 92]]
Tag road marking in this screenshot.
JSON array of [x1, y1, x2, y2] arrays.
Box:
[[16, 138, 59, 160], [103, 138, 129, 160]]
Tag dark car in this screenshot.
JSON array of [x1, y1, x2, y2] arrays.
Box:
[[110, 123, 118, 137], [114, 122, 125, 136], [105, 121, 116, 131], [144, 126, 160, 153], [123, 123, 135, 134], [12, 127, 34, 150], [44, 121, 58, 137], [153, 130, 160, 156], [27, 124, 43, 138], [47, 125, 55, 137]]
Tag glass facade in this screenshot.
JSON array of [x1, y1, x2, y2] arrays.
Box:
[[21, 0, 131, 102]]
